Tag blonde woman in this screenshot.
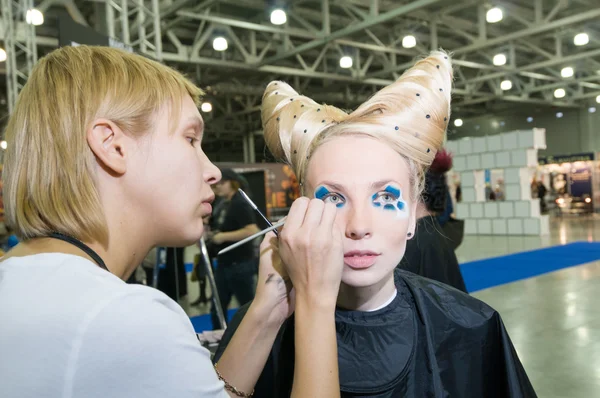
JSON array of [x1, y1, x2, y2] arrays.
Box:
[[215, 51, 536, 397], [0, 46, 344, 398]]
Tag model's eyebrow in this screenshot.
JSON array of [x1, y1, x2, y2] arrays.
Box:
[[317, 180, 401, 192]]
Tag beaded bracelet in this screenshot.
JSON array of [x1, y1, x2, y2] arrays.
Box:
[[214, 364, 254, 397]]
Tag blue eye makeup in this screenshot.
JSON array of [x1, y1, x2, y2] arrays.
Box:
[[372, 185, 408, 218], [315, 186, 345, 208]]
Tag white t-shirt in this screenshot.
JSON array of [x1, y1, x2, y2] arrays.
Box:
[[0, 253, 228, 398]]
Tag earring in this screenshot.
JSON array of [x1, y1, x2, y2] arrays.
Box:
[[407, 232, 413, 238]]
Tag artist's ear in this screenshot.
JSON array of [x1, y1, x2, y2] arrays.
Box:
[[407, 201, 417, 240], [87, 118, 128, 175]]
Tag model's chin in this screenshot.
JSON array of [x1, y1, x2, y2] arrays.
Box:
[[341, 266, 382, 287]]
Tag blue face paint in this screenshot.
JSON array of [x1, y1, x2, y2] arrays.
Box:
[[372, 185, 409, 219], [315, 186, 345, 208]]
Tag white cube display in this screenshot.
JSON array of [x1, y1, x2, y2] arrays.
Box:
[[462, 187, 476, 202], [478, 219, 492, 234], [484, 202, 499, 218], [458, 139, 473, 155], [446, 140, 459, 154], [511, 149, 538, 167], [467, 154, 481, 170], [499, 202, 515, 218], [514, 200, 541, 218], [461, 171, 475, 187], [492, 219, 507, 235], [470, 203, 484, 218], [472, 137, 487, 153], [504, 167, 533, 185], [508, 219, 524, 235], [465, 219, 478, 235], [456, 203, 470, 219], [502, 131, 519, 150], [540, 214, 550, 235], [505, 184, 529, 201], [453, 156, 467, 172], [518, 128, 546, 149], [486, 135, 503, 152], [495, 151, 512, 168], [481, 153, 496, 169]]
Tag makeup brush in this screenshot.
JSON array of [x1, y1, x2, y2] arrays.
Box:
[[238, 188, 278, 237], [217, 219, 285, 256]]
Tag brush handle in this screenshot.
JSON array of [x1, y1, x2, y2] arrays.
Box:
[[217, 219, 286, 256]]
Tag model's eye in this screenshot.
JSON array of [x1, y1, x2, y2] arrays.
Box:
[[375, 192, 398, 203], [187, 137, 198, 146], [324, 194, 343, 204]]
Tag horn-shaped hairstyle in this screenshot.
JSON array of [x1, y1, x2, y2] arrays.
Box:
[[262, 50, 453, 200]]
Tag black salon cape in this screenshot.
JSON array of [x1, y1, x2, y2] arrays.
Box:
[[400, 215, 468, 293], [214, 269, 536, 397]]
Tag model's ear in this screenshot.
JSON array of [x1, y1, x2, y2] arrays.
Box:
[[87, 118, 128, 175]]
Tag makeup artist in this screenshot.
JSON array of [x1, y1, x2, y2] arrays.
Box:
[[0, 46, 345, 398], [209, 168, 260, 329]]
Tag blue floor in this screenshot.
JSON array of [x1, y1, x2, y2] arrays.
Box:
[[461, 241, 600, 293], [190, 241, 600, 332]]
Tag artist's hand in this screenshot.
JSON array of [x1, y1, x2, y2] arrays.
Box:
[[211, 232, 226, 245], [251, 231, 295, 327], [278, 198, 344, 307]]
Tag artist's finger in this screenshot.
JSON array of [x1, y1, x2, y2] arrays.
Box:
[[259, 231, 278, 256], [301, 198, 325, 229], [281, 197, 309, 234], [319, 202, 337, 230]]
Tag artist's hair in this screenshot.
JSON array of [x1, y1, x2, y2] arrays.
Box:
[[3, 45, 203, 244], [262, 50, 453, 202]]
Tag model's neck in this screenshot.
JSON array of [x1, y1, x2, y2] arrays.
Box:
[[416, 202, 431, 219], [336, 271, 396, 311]]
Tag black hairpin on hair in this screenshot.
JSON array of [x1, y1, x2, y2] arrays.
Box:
[[444, 56, 448, 59], [290, 98, 294, 101], [294, 150, 297, 154], [301, 104, 305, 107], [317, 108, 321, 112], [416, 93, 420, 97], [274, 82, 278, 85], [436, 65, 440, 69], [275, 92, 279, 95], [426, 114, 431, 119], [427, 148, 431, 153], [294, 115, 297, 118], [322, 120, 325, 123], [439, 88, 443, 92], [304, 129, 307, 133], [444, 117, 447, 121], [277, 117, 280, 121], [395, 126, 399, 131]]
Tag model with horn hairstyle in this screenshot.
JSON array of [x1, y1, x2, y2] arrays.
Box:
[[215, 51, 536, 397]]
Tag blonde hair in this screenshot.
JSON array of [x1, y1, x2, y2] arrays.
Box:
[[3, 45, 203, 244], [262, 50, 453, 202]]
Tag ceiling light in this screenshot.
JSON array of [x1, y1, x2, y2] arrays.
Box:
[[212, 37, 228, 51], [201, 102, 212, 112], [493, 53, 506, 66], [554, 88, 566, 98], [556, 112, 563, 118], [475, 125, 480, 130], [574, 33, 589, 46], [499, 121, 505, 127], [0, 141, 6, 150], [0, 48, 6, 62], [26, 8, 44, 26], [454, 118, 463, 127], [527, 116, 533, 123], [589, 107, 597, 113], [270, 9, 287, 25], [339, 56, 353, 69], [500, 80, 512, 90], [402, 35, 416, 49], [561, 67, 574, 78], [491, 120, 499, 128], [486, 7, 503, 23], [596, 95, 600, 104]]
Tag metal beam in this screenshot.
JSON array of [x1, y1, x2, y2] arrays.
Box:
[[258, 0, 441, 66]]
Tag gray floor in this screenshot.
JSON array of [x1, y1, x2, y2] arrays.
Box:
[[184, 214, 600, 397]]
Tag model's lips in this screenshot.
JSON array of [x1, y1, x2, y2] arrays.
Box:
[[200, 194, 215, 215], [344, 251, 380, 269]]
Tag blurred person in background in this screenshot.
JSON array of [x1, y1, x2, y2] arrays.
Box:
[[208, 168, 260, 329], [400, 149, 467, 293]]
